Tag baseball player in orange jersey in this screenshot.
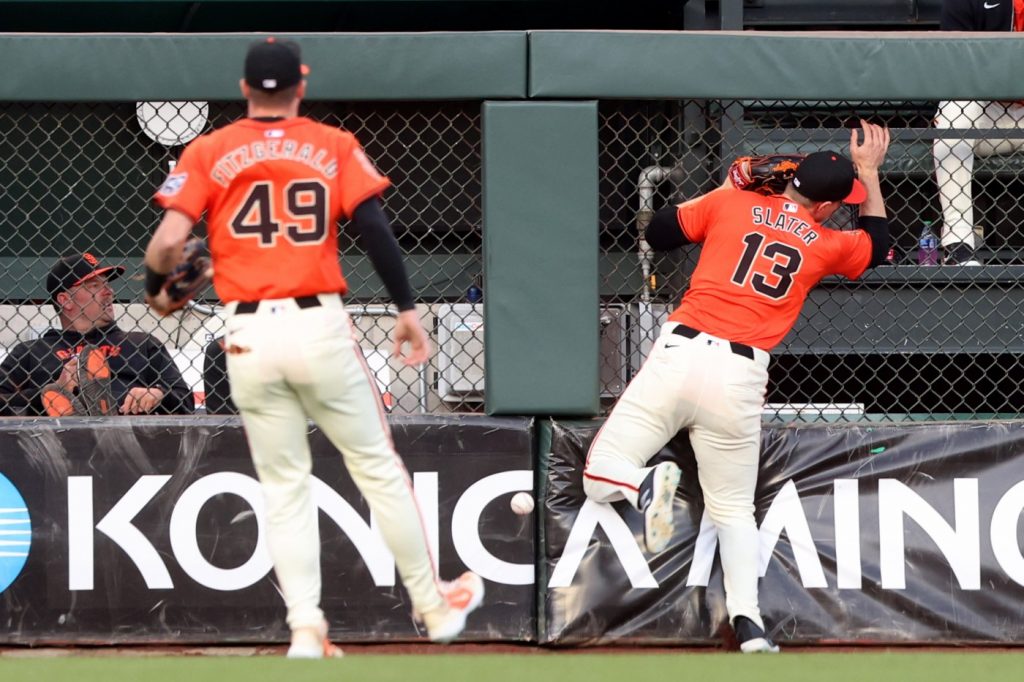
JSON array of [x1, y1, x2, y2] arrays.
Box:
[[583, 121, 891, 653], [142, 38, 483, 657]]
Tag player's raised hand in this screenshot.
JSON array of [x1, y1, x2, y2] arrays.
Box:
[[849, 119, 890, 174], [393, 309, 431, 366]]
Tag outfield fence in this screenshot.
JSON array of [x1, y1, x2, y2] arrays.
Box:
[[598, 98, 1024, 421], [3, 33, 1024, 420], [0, 100, 485, 415]]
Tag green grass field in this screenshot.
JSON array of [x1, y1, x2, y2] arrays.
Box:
[[2, 652, 1023, 682]]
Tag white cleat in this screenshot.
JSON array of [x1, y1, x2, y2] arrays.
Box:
[[286, 621, 344, 659], [421, 571, 485, 643], [638, 461, 681, 553]]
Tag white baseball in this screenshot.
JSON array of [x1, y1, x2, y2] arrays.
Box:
[[510, 491, 535, 515]]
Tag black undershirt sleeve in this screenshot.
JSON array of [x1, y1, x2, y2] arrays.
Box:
[[351, 197, 416, 311], [645, 206, 691, 251], [858, 216, 891, 269]]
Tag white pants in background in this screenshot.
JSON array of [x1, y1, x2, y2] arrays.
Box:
[[933, 99, 1024, 248], [225, 293, 444, 630], [583, 322, 770, 629]]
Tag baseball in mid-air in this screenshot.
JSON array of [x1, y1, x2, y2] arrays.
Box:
[[510, 491, 535, 515]]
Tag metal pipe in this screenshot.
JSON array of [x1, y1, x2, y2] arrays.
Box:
[[635, 165, 674, 374], [637, 165, 673, 304], [185, 300, 218, 317]]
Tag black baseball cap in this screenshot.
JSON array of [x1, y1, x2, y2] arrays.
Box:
[[791, 151, 867, 204], [244, 37, 310, 92], [47, 252, 125, 301]]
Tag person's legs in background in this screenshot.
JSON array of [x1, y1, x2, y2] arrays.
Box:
[[934, 99, 984, 264], [934, 100, 1024, 265]]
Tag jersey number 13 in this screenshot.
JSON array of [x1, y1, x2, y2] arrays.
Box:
[[730, 233, 803, 299]]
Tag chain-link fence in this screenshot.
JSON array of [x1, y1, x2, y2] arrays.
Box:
[[598, 99, 1024, 422], [3, 97, 1024, 420], [0, 100, 485, 416]]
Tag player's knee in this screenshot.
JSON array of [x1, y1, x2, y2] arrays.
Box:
[[582, 472, 598, 499]]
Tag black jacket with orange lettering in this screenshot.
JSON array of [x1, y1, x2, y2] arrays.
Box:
[[941, 0, 1014, 31], [0, 323, 193, 416]]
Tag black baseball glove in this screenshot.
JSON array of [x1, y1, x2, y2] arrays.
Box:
[[160, 238, 213, 315]]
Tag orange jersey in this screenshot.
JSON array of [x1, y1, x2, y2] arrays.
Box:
[[154, 116, 389, 303], [668, 188, 872, 350]]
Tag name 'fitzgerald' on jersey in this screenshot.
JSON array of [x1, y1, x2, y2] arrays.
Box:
[[750, 205, 819, 246], [210, 139, 339, 187]]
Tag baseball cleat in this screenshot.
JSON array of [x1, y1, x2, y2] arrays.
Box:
[[77, 345, 116, 416], [286, 620, 343, 659], [41, 383, 79, 417], [421, 571, 485, 643], [943, 243, 982, 266], [638, 461, 681, 554], [734, 615, 781, 654]]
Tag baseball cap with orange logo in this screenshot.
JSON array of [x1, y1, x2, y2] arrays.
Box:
[[47, 252, 125, 303], [244, 37, 310, 93], [791, 151, 867, 204]]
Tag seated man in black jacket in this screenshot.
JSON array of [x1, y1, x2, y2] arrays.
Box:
[[0, 252, 193, 416]]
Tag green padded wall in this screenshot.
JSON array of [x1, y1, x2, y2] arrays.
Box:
[[482, 101, 599, 416], [0, 33, 527, 101], [530, 30, 1024, 100]]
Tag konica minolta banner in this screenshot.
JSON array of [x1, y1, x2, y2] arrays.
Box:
[[0, 416, 536, 645], [542, 420, 1024, 645]]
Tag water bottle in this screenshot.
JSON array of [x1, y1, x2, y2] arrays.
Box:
[[917, 220, 939, 266]]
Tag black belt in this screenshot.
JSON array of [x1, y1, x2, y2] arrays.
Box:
[[672, 324, 756, 360], [235, 295, 322, 315]]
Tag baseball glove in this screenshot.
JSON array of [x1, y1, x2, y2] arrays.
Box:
[[161, 238, 213, 314], [728, 154, 806, 195]]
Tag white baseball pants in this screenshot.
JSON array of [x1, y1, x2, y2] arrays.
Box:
[[933, 100, 1024, 248], [224, 293, 444, 630], [583, 322, 770, 629]]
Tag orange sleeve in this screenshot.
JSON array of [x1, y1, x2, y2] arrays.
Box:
[[828, 229, 873, 280], [336, 134, 391, 218], [675, 188, 726, 243], [154, 139, 211, 223]]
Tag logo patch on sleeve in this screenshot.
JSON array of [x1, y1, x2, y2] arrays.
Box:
[[158, 172, 189, 197]]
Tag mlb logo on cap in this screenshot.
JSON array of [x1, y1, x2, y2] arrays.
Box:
[[244, 38, 311, 93]]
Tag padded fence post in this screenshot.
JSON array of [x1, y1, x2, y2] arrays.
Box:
[[482, 101, 599, 415]]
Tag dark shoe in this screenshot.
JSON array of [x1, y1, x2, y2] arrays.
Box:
[[638, 461, 681, 553], [41, 383, 80, 417], [734, 615, 780, 653], [77, 346, 115, 416], [944, 243, 982, 266]]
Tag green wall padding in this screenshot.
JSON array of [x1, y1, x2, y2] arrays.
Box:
[[0, 32, 527, 101], [529, 30, 1024, 100], [482, 101, 599, 416]]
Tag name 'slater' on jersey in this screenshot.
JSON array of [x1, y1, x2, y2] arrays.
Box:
[[669, 188, 872, 351], [154, 117, 390, 303]]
